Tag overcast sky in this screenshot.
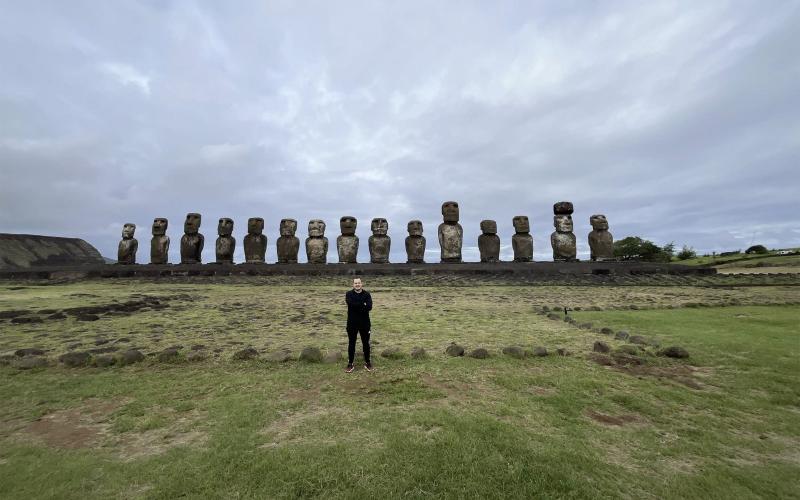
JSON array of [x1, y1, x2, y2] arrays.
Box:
[[1, 1, 798, 263]]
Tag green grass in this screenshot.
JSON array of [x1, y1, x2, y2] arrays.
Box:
[[0, 280, 799, 498], [676, 250, 800, 268]]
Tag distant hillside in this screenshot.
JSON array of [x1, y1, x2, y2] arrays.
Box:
[[676, 249, 800, 273], [0, 233, 105, 269]]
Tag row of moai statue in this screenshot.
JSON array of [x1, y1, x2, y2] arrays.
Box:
[[117, 201, 614, 265]]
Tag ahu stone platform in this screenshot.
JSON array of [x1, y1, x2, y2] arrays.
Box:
[[0, 261, 715, 280]]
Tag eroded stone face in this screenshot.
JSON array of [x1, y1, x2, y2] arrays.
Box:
[[308, 219, 326, 238], [442, 201, 460, 223], [337, 217, 359, 264], [152, 218, 168, 236], [150, 218, 170, 264], [217, 218, 234, 237], [478, 219, 500, 263], [184, 213, 201, 235], [306, 219, 328, 264], [121, 223, 136, 239], [371, 218, 388, 236], [439, 201, 463, 262], [180, 213, 204, 264], [512, 216, 533, 262], [340, 216, 357, 236], [277, 219, 300, 263], [244, 218, 267, 263], [590, 214, 608, 231], [589, 214, 614, 261], [280, 219, 297, 237], [248, 217, 264, 235], [551, 202, 576, 261], [118, 223, 138, 264], [480, 220, 497, 234], [407, 220, 423, 237], [369, 218, 390, 263], [554, 214, 573, 233], [406, 220, 425, 263], [513, 216, 530, 233]]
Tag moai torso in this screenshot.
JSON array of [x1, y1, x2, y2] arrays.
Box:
[[276, 219, 300, 264], [243, 217, 267, 263], [588, 214, 614, 261], [551, 202, 576, 262], [512, 216, 533, 262], [180, 213, 204, 264], [150, 218, 170, 264], [305, 219, 328, 264], [438, 201, 463, 263], [405, 220, 426, 264], [117, 223, 138, 264], [478, 220, 500, 263], [369, 218, 390, 264], [215, 218, 235, 264], [337, 216, 359, 263]]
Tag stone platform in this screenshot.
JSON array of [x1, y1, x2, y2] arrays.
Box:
[[0, 261, 714, 280]]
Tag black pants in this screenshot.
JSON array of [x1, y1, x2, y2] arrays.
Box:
[[347, 325, 371, 365]]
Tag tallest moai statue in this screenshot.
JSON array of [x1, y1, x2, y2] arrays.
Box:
[[551, 202, 576, 262], [438, 201, 463, 263]]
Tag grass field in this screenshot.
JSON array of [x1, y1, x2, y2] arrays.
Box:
[[1, 277, 799, 498]]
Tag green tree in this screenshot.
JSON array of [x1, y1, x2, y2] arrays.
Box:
[[614, 237, 674, 262], [677, 245, 697, 260]]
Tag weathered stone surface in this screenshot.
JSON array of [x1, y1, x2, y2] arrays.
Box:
[[157, 347, 181, 362], [119, 349, 145, 365], [478, 220, 500, 263], [276, 219, 300, 263], [243, 217, 267, 263], [117, 223, 138, 265], [600, 327, 614, 335], [16, 356, 48, 369], [592, 341, 611, 353], [532, 346, 548, 357], [579, 322, 593, 330], [405, 221, 426, 263], [556, 348, 572, 356], [77, 313, 100, 322], [660, 346, 690, 359], [187, 351, 207, 362], [337, 216, 359, 264], [322, 351, 342, 364], [438, 201, 463, 263], [551, 202, 576, 262], [299, 346, 323, 362], [629, 335, 648, 345], [59, 351, 91, 367], [512, 216, 533, 262], [410, 346, 427, 359], [180, 213, 204, 264], [0, 233, 104, 270], [150, 218, 170, 264], [615, 330, 630, 340], [15, 348, 45, 357], [369, 218, 391, 264], [468, 347, 490, 359], [94, 354, 116, 367], [233, 347, 258, 360], [215, 218, 235, 264], [267, 349, 292, 362], [445, 343, 465, 357], [305, 220, 328, 264], [588, 214, 614, 261], [547, 313, 561, 320], [380, 347, 406, 359], [502, 345, 525, 359]]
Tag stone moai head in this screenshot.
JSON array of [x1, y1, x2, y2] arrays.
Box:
[[308, 219, 326, 237], [340, 216, 357, 236], [218, 218, 234, 237], [553, 202, 574, 233], [152, 218, 168, 236], [247, 217, 264, 235], [371, 218, 388, 236], [590, 214, 609, 231], [480, 220, 497, 234], [513, 216, 530, 233], [121, 223, 136, 239], [442, 201, 460, 223], [184, 213, 202, 234], [280, 218, 297, 236], [407, 220, 423, 236]]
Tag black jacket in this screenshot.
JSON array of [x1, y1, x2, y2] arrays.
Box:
[[345, 289, 372, 328]]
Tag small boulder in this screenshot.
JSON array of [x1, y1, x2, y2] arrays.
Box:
[[445, 343, 465, 357], [380, 347, 406, 359], [16, 357, 48, 369], [592, 341, 611, 354], [467, 348, 490, 359], [322, 351, 342, 364], [59, 351, 91, 367], [48, 312, 67, 320], [629, 335, 648, 345], [15, 348, 45, 357], [410, 347, 427, 359], [187, 351, 207, 362], [600, 327, 614, 335], [94, 355, 116, 367], [659, 346, 690, 359], [233, 347, 259, 361], [267, 350, 292, 362], [532, 346, 548, 357], [502, 345, 525, 359], [547, 313, 561, 321], [157, 347, 181, 362], [299, 347, 323, 362], [556, 348, 572, 356], [76, 314, 100, 322], [579, 323, 593, 330], [11, 316, 43, 324], [615, 330, 630, 341], [119, 349, 145, 365]]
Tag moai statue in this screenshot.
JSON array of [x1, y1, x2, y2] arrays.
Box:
[[551, 202, 577, 262], [305, 219, 328, 264], [276, 218, 300, 264], [180, 213, 204, 264], [337, 216, 359, 263], [478, 220, 500, 263], [369, 218, 391, 264], [588, 214, 614, 261], [438, 201, 463, 263], [512, 215, 533, 262], [215, 218, 235, 264], [243, 217, 267, 263], [150, 218, 170, 264], [405, 220, 426, 264], [117, 223, 138, 264]]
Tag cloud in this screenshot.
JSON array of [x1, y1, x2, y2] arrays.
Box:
[[100, 62, 151, 96]]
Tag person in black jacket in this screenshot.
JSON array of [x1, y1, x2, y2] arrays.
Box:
[[345, 277, 373, 372]]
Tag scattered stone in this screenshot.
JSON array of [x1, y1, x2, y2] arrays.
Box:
[[267, 350, 292, 362], [59, 351, 91, 367], [659, 346, 690, 359], [592, 341, 611, 353], [77, 314, 100, 322], [322, 351, 342, 364], [611, 353, 644, 366], [600, 327, 614, 335], [410, 347, 427, 359], [564, 316, 576, 324], [579, 323, 593, 330], [233, 347, 259, 361], [502, 345, 525, 359], [547, 313, 561, 320], [380, 347, 406, 359], [556, 348, 572, 356], [190, 344, 206, 351], [445, 343, 465, 357], [467, 347, 490, 359], [119, 349, 145, 365], [94, 355, 116, 367], [629, 304, 639, 310], [94, 338, 110, 345], [541, 306, 550, 312], [16, 357, 48, 369], [615, 330, 630, 341], [532, 346, 548, 357], [299, 347, 323, 362], [0, 310, 27, 319], [0, 354, 17, 366], [48, 312, 67, 320], [187, 351, 207, 362], [11, 316, 43, 324], [629, 335, 648, 345], [15, 348, 45, 357], [157, 347, 181, 362]]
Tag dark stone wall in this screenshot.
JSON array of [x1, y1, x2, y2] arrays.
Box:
[[0, 234, 106, 270]]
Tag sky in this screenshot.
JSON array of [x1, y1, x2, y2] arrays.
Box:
[[1, 0, 799, 263]]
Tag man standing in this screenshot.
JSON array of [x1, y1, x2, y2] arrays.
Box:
[[345, 277, 373, 373]]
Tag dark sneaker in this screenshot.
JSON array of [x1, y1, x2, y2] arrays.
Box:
[[345, 364, 354, 373], [364, 363, 373, 372]]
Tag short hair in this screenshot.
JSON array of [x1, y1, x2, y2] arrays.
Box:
[[352, 277, 363, 282]]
